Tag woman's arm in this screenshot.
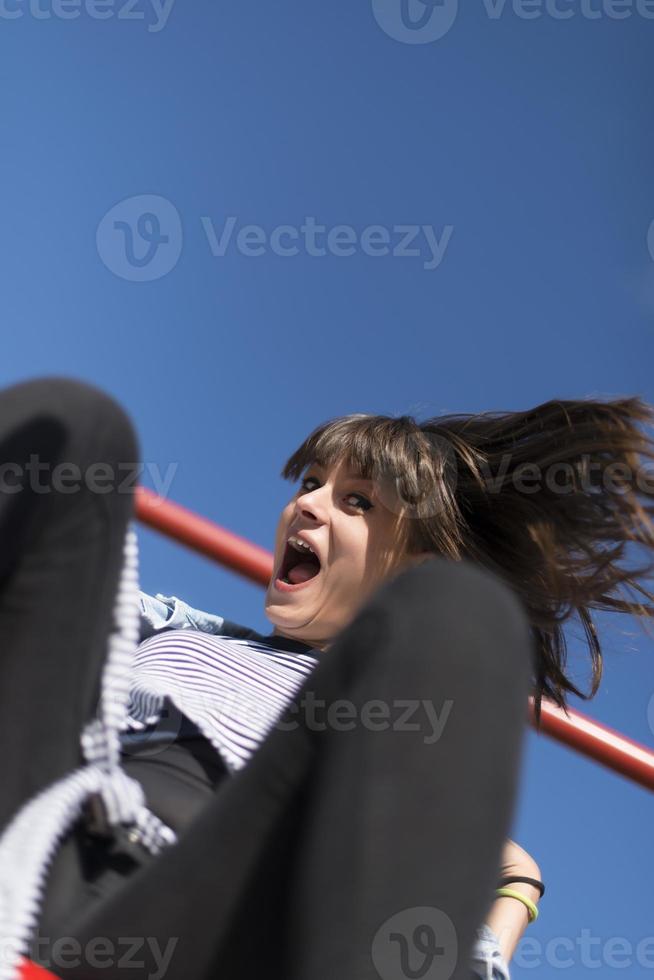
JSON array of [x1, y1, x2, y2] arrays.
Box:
[[485, 838, 543, 964]]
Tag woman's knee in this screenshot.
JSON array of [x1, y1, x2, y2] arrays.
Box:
[[312, 555, 533, 713], [0, 375, 139, 479], [381, 555, 527, 624], [367, 555, 534, 685]]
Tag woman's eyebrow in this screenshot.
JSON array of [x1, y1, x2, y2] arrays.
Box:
[[309, 465, 374, 486], [340, 473, 376, 488]]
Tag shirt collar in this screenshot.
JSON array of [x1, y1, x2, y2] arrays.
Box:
[[258, 632, 320, 656]]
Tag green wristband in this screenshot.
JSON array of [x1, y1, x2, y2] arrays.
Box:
[[495, 886, 539, 923]]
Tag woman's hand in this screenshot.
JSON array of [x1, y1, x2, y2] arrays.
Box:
[[485, 838, 542, 964]]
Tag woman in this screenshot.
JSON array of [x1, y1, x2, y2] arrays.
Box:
[[0, 377, 652, 980]]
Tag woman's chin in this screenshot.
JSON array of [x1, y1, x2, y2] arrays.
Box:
[[264, 595, 308, 623]]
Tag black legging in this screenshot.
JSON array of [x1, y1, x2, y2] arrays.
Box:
[[0, 377, 534, 980]]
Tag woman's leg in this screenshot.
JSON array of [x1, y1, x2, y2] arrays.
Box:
[[50, 555, 533, 980], [0, 376, 139, 831], [283, 556, 533, 980]]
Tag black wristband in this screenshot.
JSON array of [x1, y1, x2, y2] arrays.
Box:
[[497, 875, 545, 898]]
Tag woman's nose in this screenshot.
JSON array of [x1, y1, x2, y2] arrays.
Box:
[[296, 489, 328, 524], [298, 500, 319, 522]]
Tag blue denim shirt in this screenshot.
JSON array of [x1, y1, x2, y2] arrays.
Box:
[[137, 591, 512, 980], [138, 591, 229, 641]]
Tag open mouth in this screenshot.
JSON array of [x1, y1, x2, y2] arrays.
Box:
[[278, 539, 322, 586]]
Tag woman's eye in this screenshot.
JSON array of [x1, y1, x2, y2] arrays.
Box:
[[299, 478, 372, 512], [346, 493, 373, 512]]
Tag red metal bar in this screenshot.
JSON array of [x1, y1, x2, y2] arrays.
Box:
[[135, 486, 654, 792], [135, 486, 273, 585], [528, 698, 654, 792], [19, 959, 58, 979]]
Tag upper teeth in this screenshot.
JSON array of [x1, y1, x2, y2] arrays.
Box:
[[288, 534, 316, 556]]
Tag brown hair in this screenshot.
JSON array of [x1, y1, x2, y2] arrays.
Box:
[[280, 397, 654, 726]]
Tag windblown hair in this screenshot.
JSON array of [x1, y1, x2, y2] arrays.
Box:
[[280, 397, 654, 726]]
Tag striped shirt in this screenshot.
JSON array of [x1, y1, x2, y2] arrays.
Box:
[[128, 593, 320, 772]]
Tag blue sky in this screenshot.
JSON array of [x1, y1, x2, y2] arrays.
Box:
[[2, 1, 654, 975]]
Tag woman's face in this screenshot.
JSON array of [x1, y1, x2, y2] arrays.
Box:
[[264, 457, 431, 651]]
